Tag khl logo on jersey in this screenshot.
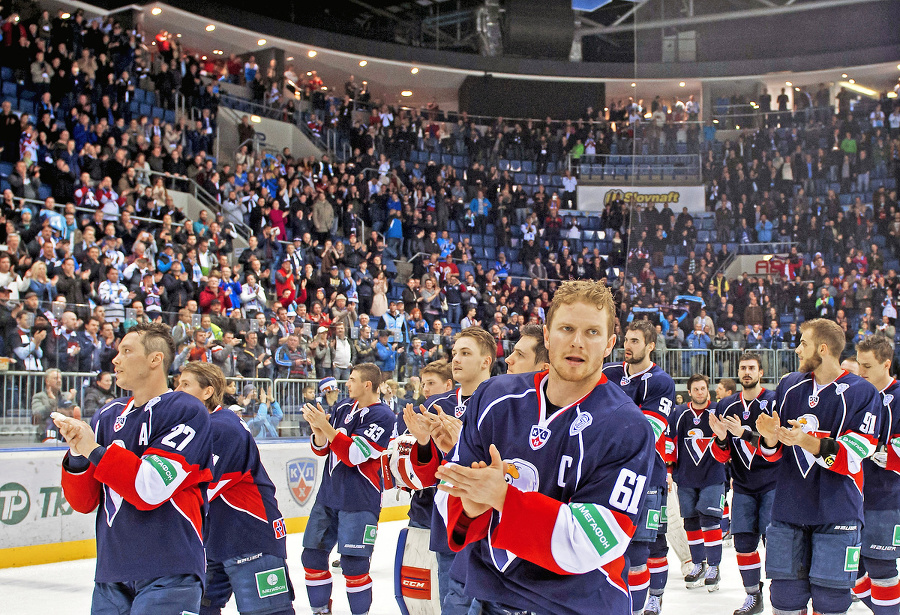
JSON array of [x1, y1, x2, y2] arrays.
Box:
[[114, 414, 128, 432], [793, 414, 830, 477], [529, 425, 551, 450], [620, 377, 631, 386], [286, 458, 317, 506], [743, 407, 751, 420], [454, 404, 466, 419]]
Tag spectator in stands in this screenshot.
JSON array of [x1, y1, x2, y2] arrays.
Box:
[[31, 368, 80, 442], [82, 371, 114, 418]]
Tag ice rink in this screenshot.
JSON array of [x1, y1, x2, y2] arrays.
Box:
[[0, 519, 872, 614]]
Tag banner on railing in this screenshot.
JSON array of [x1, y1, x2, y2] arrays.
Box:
[[578, 185, 706, 213], [724, 253, 792, 278], [0, 440, 410, 567]]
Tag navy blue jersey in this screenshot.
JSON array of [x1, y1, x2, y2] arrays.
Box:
[[669, 400, 726, 489], [712, 389, 780, 495], [763, 371, 881, 525], [602, 362, 675, 488], [61, 392, 213, 584], [206, 406, 287, 562], [436, 371, 656, 615], [863, 379, 900, 511], [310, 397, 395, 514], [394, 388, 467, 540]]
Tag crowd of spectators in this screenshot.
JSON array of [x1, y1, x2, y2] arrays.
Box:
[[1, 4, 900, 444]]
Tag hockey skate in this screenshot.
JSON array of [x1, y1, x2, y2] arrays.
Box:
[[733, 584, 764, 615], [643, 594, 662, 615], [705, 565, 720, 592], [312, 598, 333, 615], [685, 562, 707, 589]]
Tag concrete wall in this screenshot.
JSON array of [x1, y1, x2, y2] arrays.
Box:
[[217, 106, 323, 166]]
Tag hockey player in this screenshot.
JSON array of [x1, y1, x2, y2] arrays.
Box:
[[403, 327, 496, 615], [853, 336, 900, 614], [54, 323, 213, 614], [301, 363, 396, 615], [709, 352, 779, 615], [175, 362, 295, 615], [421, 360, 455, 399], [505, 324, 550, 375], [756, 319, 882, 615], [430, 280, 656, 615], [602, 320, 676, 615], [669, 374, 725, 592]]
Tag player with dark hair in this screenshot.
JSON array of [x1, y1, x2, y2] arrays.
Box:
[[853, 336, 900, 613], [709, 352, 779, 615], [398, 327, 496, 614], [428, 280, 656, 615], [506, 323, 550, 374], [177, 362, 295, 615], [669, 374, 725, 592], [757, 319, 882, 615], [54, 322, 214, 614], [300, 362, 396, 615], [603, 319, 676, 615]]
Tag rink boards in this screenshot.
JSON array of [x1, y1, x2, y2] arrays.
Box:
[[0, 440, 410, 568]]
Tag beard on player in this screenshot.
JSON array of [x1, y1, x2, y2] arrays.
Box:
[[799, 348, 823, 374], [624, 346, 646, 364], [740, 374, 760, 389]]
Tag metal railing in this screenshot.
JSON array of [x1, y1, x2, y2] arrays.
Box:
[[575, 153, 703, 183]]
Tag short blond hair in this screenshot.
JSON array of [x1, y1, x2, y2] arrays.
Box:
[[545, 280, 616, 335], [800, 318, 846, 360]]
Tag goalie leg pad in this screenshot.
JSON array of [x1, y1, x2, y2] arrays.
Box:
[[394, 527, 442, 615]]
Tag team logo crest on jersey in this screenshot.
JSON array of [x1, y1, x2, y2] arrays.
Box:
[[454, 404, 466, 419], [793, 414, 830, 477], [686, 428, 713, 465], [835, 383, 849, 395], [529, 425, 551, 450], [642, 373, 653, 381], [759, 400, 769, 411], [490, 458, 541, 573], [273, 517, 286, 539], [286, 458, 317, 506], [114, 414, 127, 432], [809, 395, 819, 408], [885, 394, 894, 406], [742, 408, 751, 420], [620, 377, 630, 386], [693, 414, 701, 425], [344, 405, 368, 425]]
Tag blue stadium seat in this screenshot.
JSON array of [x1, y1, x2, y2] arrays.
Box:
[[526, 174, 538, 185], [675, 143, 688, 155], [510, 263, 524, 275], [164, 110, 175, 124], [129, 101, 140, 116], [139, 103, 151, 117], [0, 67, 12, 82], [539, 174, 551, 186], [19, 89, 35, 101], [514, 172, 527, 184], [441, 154, 453, 165], [874, 235, 886, 248], [615, 165, 628, 179], [484, 246, 496, 260], [452, 155, 466, 168], [522, 161, 534, 173], [0, 162, 12, 177], [839, 194, 852, 206], [38, 184, 51, 200], [18, 99, 34, 115], [2, 82, 17, 98], [498, 160, 509, 171], [0, 179, 9, 193], [485, 224, 495, 235], [429, 152, 440, 163], [151, 106, 164, 120], [509, 160, 522, 173], [546, 162, 556, 173], [887, 178, 897, 190]]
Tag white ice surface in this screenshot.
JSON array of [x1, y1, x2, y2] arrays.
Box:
[[0, 522, 870, 614]]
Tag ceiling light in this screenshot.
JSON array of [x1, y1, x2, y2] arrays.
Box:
[[848, 78, 855, 84], [712, 119, 719, 124], [321, 86, 327, 91], [678, 82, 685, 87], [306, 72, 312, 76], [286, 56, 293, 61], [176, 33, 182, 38], [785, 81, 792, 86], [257, 39, 267, 46], [897, 64, 900, 70], [308, 50, 317, 58], [250, 115, 261, 123], [213, 50, 223, 55], [411, 67, 419, 74], [201, 56, 207, 60], [401, 90, 413, 97], [205, 25, 215, 32], [841, 73, 848, 78], [841, 81, 878, 97], [359, 60, 367, 67], [795, 87, 800, 91], [151, 7, 162, 15], [61, 12, 70, 19], [888, 92, 898, 98]]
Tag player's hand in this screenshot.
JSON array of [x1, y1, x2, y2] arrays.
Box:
[[721, 415, 747, 438], [53, 413, 99, 457], [436, 444, 508, 518], [302, 402, 332, 435], [707, 412, 729, 440], [403, 403, 434, 446], [780, 420, 821, 455], [430, 406, 462, 454], [756, 410, 780, 446]]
